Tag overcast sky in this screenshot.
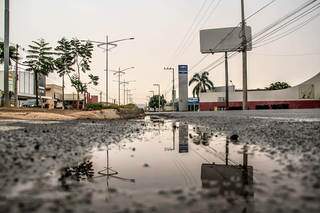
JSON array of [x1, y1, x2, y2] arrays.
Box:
[[1, 0, 320, 104]]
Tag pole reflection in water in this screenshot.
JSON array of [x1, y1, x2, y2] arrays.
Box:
[[165, 121, 177, 151], [201, 139, 254, 212], [179, 123, 189, 153], [95, 144, 135, 201]]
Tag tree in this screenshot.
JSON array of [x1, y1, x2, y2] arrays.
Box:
[[25, 39, 55, 107], [0, 41, 19, 65], [189, 71, 214, 98], [69, 74, 99, 106], [148, 95, 166, 110], [265, 82, 291, 90], [55, 38, 74, 109], [68, 38, 98, 109]]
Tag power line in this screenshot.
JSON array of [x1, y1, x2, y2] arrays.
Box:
[[198, 0, 320, 75], [253, 6, 320, 48], [167, 0, 220, 67], [168, 0, 210, 64], [187, 0, 278, 76], [250, 51, 320, 56]]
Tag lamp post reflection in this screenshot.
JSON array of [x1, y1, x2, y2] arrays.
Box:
[[95, 144, 135, 201]]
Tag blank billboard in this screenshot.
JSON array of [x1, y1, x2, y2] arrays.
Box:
[[200, 26, 252, 53]]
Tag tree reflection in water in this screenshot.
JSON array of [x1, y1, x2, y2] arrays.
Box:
[[59, 160, 94, 190]]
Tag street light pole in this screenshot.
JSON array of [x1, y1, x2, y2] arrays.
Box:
[[105, 35, 109, 104], [164, 67, 175, 111], [149, 90, 154, 97], [82, 36, 134, 104], [111, 67, 134, 105], [3, 0, 10, 107]]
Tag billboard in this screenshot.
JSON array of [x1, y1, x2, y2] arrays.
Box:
[[200, 26, 252, 54], [178, 65, 188, 111]]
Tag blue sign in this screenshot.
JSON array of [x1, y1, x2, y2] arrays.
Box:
[[188, 97, 199, 104], [178, 65, 188, 74]]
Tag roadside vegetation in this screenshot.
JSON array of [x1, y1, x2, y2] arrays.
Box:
[[265, 81, 291, 90], [148, 95, 167, 111]]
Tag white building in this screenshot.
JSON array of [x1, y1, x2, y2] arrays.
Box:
[[199, 72, 320, 110]]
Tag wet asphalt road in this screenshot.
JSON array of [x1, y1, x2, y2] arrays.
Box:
[[0, 109, 320, 213]]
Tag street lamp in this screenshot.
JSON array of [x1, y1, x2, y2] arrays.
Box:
[[81, 36, 134, 104], [110, 67, 134, 105], [164, 67, 175, 111], [153, 84, 160, 111], [149, 90, 155, 97]]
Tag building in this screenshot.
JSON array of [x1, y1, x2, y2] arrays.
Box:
[[199, 72, 320, 110], [46, 84, 63, 101], [1, 67, 50, 106]]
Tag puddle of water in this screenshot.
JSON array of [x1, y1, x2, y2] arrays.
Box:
[[54, 120, 298, 206], [9, 118, 310, 212]]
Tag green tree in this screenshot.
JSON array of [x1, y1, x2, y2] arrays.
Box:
[[55, 38, 74, 109], [68, 38, 97, 109], [148, 95, 166, 111], [0, 41, 19, 65], [265, 82, 291, 90], [25, 39, 55, 107], [189, 71, 214, 98]]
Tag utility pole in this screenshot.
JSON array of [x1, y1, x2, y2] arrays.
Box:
[[111, 67, 134, 105], [99, 91, 102, 103], [121, 80, 135, 105], [15, 44, 19, 107], [3, 0, 10, 107], [241, 0, 248, 110], [82, 36, 134, 104], [118, 68, 121, 105], [105, 35, 109, 104], [121, 80, 129, 105], [164, 67, 175, 111], [224, 52, 229, 110]]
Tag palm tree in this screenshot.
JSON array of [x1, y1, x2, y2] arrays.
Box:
[[189, 71, 214, 98], [0, 41, 19, 65], [25, 39, 55, 107]]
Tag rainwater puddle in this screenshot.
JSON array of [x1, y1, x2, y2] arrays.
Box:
[[52, 118, 308, 212]]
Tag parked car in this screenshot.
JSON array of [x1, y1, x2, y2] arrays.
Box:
[[56, 102, 64, 109], [21, 99, 43, 108]]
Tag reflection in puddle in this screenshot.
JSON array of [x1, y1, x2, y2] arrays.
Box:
[[59, 160, 94, 190], [56, 119, 287, 212]]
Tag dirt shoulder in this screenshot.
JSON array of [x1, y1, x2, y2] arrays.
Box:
[[0, 107, 143, 121]]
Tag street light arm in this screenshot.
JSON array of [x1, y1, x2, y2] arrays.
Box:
[[109, 37, 134, 44], [120, 67, 135, 72]]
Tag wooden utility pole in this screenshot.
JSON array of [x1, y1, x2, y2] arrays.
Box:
[[15, 44, 19, 107], [224, 52, 229, 110], [241, 0, 248, 110]]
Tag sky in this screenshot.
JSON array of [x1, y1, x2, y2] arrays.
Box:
[[1, 0, 320, 104]]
